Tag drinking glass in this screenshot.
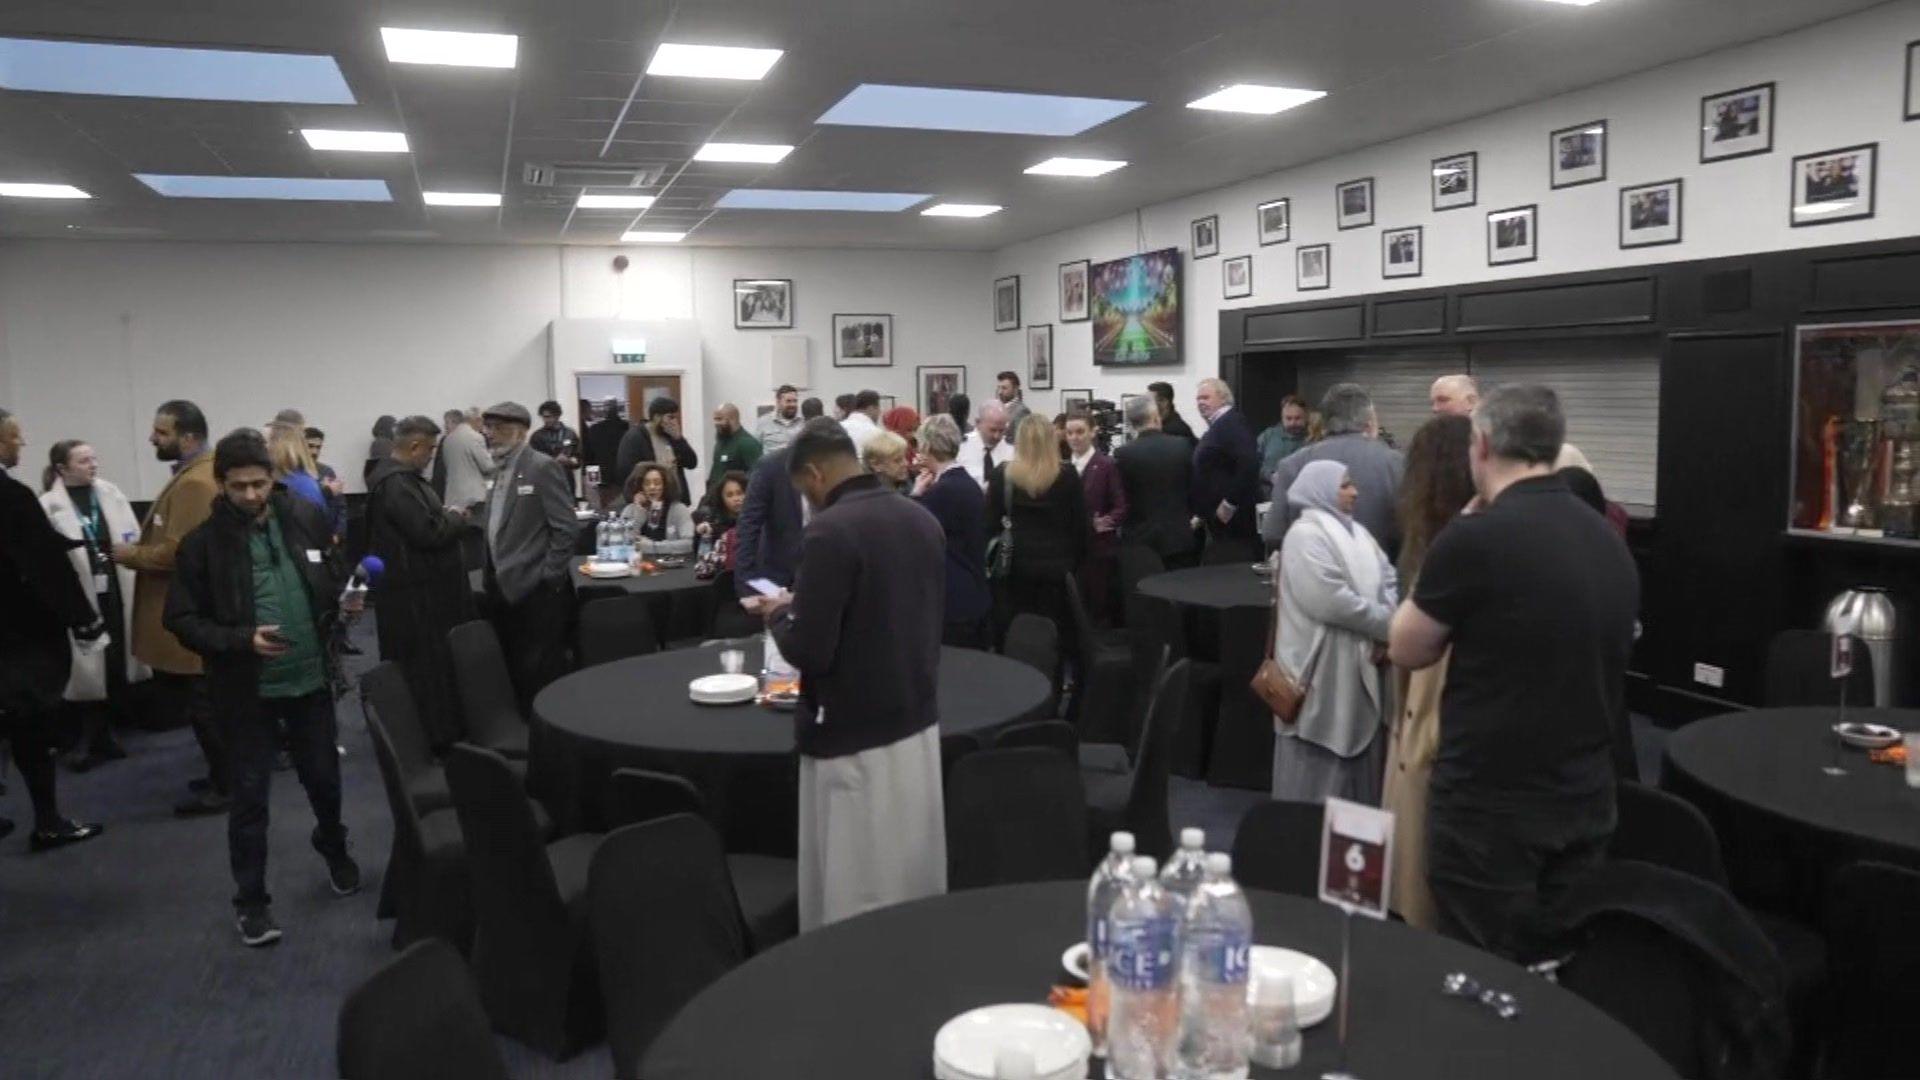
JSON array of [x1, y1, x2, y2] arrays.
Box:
[[1905, 732, 1920, 789], [719, 648, 746, 675]]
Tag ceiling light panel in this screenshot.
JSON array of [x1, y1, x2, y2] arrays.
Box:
[[1533, 0, 1605, 5], [1026, 157, 1127, 177], [646, 43, 783, 80], [818, 84, 1145, 136], [715, 189, 930, 212], [380, 27, 518, 69], [0, 37, 354, 104], [1186, 84, 1327, 115], [134, 175, 393, 201], [577, 193, 656, 209], [623, 230, 686, 242], [921, 204, 1002, 218], [302, 129, 409, 153], [694, 142, 795, 164], [0, 183, 90, 199], [423, 191, 501, 207]]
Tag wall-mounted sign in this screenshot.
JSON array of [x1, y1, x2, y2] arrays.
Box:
[[611, 337, 647, 364]]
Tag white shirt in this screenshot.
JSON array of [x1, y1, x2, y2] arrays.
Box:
[[960, 431, 1014, 490], [841, 411, 882, 451], [1070, 447, 1094, 475]]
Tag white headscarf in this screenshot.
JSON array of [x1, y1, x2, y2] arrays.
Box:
[[1287, 459, 1352, 533]]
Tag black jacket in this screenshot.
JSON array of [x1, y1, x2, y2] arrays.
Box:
[[733, 450, 805, 597], [914, 466, 991, 624], [1189, 407, 1262, 536], [1161, 409, 1196, 442], [985, 463, 1090, 584], [770, 475, 945, 758], [0, 469, 95, 714], [365, 458, 475, 744], [1114, 430, 1198, 560], [582, 417, 629, 487], [165, 489, 346, 710], [614, 424, 699, 505]]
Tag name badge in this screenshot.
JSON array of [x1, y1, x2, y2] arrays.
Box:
[[92, 574, 110, 594], [151, 514, 163, 527], [305, 549, 322, 564], [517, 484, 535, 496]]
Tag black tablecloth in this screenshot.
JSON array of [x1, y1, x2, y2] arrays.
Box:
[[570, 557, 709, 597], [532, 642, 1050, 854], [1137, 565, 1274, 790], [1663, 707, 1920, 868], [641, 881, 1676, 1080]]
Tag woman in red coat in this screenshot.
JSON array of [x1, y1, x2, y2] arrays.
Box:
[[1063, 410, 1127, 623]]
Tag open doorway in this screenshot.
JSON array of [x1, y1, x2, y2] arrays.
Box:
[[575, 371, 684, 506]]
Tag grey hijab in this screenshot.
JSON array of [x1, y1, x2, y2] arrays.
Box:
[[1287, 459, 1353, 532]]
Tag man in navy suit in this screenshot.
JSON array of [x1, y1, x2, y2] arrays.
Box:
[[733, 445, 807, 598], [1189, 378, 1262, 563]]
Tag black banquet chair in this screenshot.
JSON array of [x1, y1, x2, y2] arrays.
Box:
[[589, 814, 752, 1079], [1083, 651, 1180, 862], [337, 938, 508, 1080], [363, 701, 471, 952], [1000, 612, 1061, 717], [1762, 628, 1874, 707], [1063, 572, 1134, 746], [576, 593, 660, 668], [359, 662, 452, 814], [448, 621, 533, 759], [444, 743, 604, 1060], [1822, 861, 1920, 1080], [1230, 800, 1325, 900], [946, 747, 1091, 890]]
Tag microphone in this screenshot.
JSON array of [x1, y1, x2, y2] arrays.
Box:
[[341, 555, 385, 603]]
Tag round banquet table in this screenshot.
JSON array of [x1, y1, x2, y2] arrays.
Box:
[[531, 641, 1051, 855], [1662, 708, 1920, 898], [570, 557, 714, 647], [1137, 564, 1274, 790], [640, 881, 1677, 1080]]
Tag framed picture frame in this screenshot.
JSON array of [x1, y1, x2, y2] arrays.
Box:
[[1026, 324, 1055, 390], [732, 278, 793, 329], [1119, 392, 1145, 429], [1790, 143, 1877, 227], [1487, 204, 1538, 266], [1619, 179, 1683, 248], [1549, 120, 1608, 189], [1222, 255, 1253, 299], [1059, 388, 1093, 414], [1256, 198, 1291, 245], [1296, 243, 1330, 291], [1431, 152, 1477, 211], [878, 395, 897, 413], [993, 275, 1021, 331], [917, 365, 967, 418], [1335, 177, 1374, 229], [1381, 226, 1423, 279], [1700, 83, 1774, 163], [831, 313, 893, 367], [1058, 259, 1090, 322], [1191, 215, 1220, 259], [1906, 40, 1918, 121]]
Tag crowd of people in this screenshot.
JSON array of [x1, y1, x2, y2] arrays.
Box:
[[0, 366, 1638, 959]]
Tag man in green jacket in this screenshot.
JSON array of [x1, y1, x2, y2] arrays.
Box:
[[707, 403, 763, 500]]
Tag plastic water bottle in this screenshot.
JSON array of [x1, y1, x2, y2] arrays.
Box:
[[1086, 831, 1138, 1058], [616, 517, 634, 562], [1107, 856, 1180, 1080], [1160, 828, 1209, 907], [1174, 853, 1253, 1079], [595, 519, 611, 561]]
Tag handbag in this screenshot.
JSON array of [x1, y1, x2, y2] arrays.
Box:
[[985, 471, 1016, 581], [1249, 559, 1321, 725]]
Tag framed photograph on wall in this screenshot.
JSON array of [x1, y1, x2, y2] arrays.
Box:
[[1059, 259, 1090, 322], [1431, 152, 1477, 211], [1060, 388, 1093, 414], [1026, 324, 1055, 390], [1256, 198, 1291, 245], [879, 395, 897, 413], [1487, 204, 1538, 265], [1297, 243, 1330, 291], [1191, 215, 1220, 259], [917, 365, 967, 418], [993, 275, 1021, 331], [1790, 144, 1876, 227], [1335, 177, 1374, 229], [1906, 40, 1918, 121], [1381, 226, 1423, 279], [1223, 255, 1253, 299], [1700, 83, 1774, 163], [831, 313, 893, 367], [1549, 120, 1608, 188], [1620, 179, 1683, 248], [733, 279, 793, 329]]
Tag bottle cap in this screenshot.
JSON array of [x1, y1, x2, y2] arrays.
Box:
[[1181, 827, 1205, 850], [1111, 831, 1136, 854], [1206, 852, 1232, 876], [1131, 856, 1157, 878]]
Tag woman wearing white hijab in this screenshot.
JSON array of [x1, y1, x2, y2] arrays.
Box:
[[1270, 459, 1398, 803]]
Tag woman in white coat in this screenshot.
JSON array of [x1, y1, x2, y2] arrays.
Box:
[[1270, 459, 1398, 804], [40, 440, 147, 768]]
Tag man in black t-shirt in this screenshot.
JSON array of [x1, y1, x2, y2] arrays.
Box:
[[1388, 384, 1638, 961]]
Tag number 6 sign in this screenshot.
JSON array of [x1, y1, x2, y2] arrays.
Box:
[[1318, 797, 1394, 920]]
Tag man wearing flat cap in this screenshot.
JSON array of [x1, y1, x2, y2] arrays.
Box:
[[480, 402, 577, 707]]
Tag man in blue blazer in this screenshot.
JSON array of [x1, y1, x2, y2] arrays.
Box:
[[733, 445, 806, 598], [1189, 378, 1262, 563]]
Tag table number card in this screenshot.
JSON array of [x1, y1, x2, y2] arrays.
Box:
[[1318, 797, 1394, 920]]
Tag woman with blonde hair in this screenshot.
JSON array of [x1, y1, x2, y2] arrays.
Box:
[[267, 423, 329, 518], [862, 430, 912, 492], [984, 413, 1089, 640]]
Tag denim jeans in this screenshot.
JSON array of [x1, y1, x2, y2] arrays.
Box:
[[223, 690, 346, 911]]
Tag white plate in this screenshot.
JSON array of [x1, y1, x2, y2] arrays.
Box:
[[582, 562, 633, 579], [932, 1004, 1090, 1080], [1250, 946, 1337, 1028], [688, 673, 758, 705], [1060, 942, 1090, 982], [1834, 722, 1902, 750]]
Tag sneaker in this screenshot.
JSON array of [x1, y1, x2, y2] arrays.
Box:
[[173, 790, 230, 817], [29, 819, 104, 852], [324, 850, 361, 897], [236, 909, 282, 947]]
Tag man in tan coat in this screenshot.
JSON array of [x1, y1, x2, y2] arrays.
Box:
[[112, 400, 226, 815]]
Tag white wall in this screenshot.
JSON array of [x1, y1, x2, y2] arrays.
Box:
[[0, 240, 991, 498], [989, 0, 1920, 415]]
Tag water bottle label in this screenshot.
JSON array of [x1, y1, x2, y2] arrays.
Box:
[[1109, 916, 1177, 991], [1188, 927, 1251, 985]]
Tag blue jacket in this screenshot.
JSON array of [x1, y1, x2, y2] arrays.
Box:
[[1189, 407, 1261, 533], [733, 449, 805, 597], [914, 466, 991, 624]]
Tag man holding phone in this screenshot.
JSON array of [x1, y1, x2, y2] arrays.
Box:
[[166, 428, 361, 947]]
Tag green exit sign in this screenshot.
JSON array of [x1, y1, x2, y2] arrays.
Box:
[[611, 337, 647, 364]]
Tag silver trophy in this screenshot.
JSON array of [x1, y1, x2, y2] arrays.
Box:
[[1839, 419, 1882, 530], [1880, 373, 1920, 538]]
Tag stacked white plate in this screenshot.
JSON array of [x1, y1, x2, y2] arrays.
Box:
[[933, 1005, 1090, 1080], [688, 673, 758, 705], [582, 561, 633, 579], [1833, 721, 1902, 749]]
